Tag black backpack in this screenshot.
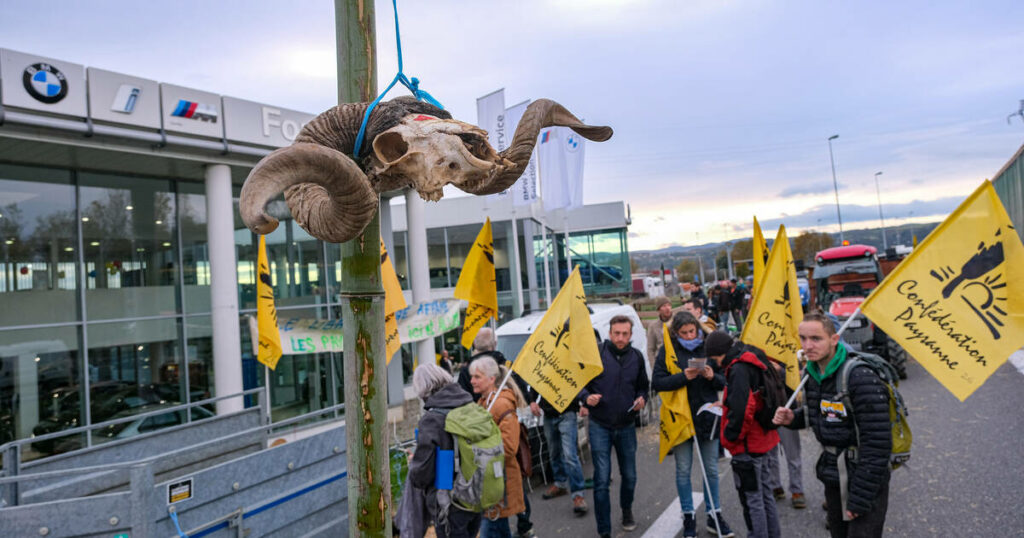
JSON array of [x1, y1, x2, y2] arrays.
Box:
[[749, 347, 787, 431]]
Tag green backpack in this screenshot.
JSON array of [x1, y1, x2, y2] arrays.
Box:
[[836, 353, 912, 470], [441, 403, 506, 512]]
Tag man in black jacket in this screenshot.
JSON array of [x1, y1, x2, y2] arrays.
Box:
[[579, 315, 649, 538], [773, 313, 892, 538]]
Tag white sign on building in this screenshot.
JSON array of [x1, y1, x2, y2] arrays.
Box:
[[87, 67, 161, 129], [160, 83, 223, 138], [223, 97, 314, 148], [0, 48, 87, 118]]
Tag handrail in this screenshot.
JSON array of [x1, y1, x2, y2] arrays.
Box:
[[0, 401, 346, 486], [0, 387, 267, 453]]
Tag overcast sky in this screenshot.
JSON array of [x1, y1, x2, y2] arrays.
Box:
[[3, 0, 1022, 250]]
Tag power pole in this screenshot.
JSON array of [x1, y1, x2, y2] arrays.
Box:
[[335, 1, 390, 536]]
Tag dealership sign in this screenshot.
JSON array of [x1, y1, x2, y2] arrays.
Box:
[[1, 48, 86, 117]]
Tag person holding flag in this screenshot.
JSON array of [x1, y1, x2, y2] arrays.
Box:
[[773, 312, 893, 538], [454, 218, 498, 350], [652, 311, 734, 538]]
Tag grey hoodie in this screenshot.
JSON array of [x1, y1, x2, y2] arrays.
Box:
[[408, 383, 474, 517]]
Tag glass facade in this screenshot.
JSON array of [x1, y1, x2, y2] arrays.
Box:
[[0, 164, 345, 454], [0, 161, 631, 451]]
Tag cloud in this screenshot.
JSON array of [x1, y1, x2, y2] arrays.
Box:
[[779, 182, 846, 198], [758, 196, 963, 229]]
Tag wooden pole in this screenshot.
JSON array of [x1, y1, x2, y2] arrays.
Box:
[[335, 1, 390, 535]]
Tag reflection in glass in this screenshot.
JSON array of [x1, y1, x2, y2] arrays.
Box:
[[0, 165, 78, 326], [79, 173, 178, 319], [0, 325, 80, 452], [179, 182, 210, 313], [86, 318, 184, 424]]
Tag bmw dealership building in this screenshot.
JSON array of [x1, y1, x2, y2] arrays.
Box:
[[0, 48, 632, 454]]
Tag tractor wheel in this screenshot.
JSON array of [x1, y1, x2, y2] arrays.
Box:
[[887, 338, 908, 380]]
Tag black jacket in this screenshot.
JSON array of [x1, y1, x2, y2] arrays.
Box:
[[408, 383, 474, 517], [787, 349, 892, 515], [651, 333, 725, 440], [580, 341, 650, 428]]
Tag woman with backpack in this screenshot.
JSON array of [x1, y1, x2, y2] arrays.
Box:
[[404, 363, 481, 538], [469, 355, 528, 538]]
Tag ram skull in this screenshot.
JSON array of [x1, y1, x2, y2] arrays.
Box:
[[239, 96, 612, 243]]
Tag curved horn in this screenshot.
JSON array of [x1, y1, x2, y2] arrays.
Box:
[[459, 99, 613, 195], [239, 143, 378, 243]]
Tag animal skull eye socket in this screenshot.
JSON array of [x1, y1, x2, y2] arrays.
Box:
[[375, 132, 409, 163], [457, 133, 490, 160]]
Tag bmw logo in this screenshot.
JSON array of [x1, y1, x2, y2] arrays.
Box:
[[565, 133, 580, 153], [23, 63, 68, 104]]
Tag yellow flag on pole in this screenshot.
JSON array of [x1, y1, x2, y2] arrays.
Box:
[[510, 266, 603, 412], [658, 322, 695, 463], [753, 216, 770, 292], [861, 181, 1024, 401], [740, 225, 802, 389], [454, 218, 498, 349], [381, 238, 408, 364], [256, 235, 283, 370]]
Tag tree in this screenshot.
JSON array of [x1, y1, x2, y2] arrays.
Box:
[[730, 239, 753, 264], [630, 257, 639, 273], [675, 259, 698, 282], [792, 231, 834, 265]]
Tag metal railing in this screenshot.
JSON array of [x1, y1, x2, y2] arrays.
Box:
[[1, 386, 346, 508]]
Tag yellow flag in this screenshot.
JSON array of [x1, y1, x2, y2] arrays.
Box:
[[658, 322, 695, 462], [381, 238, 408, 364], [753, 216, 770, 292], [256, 235, 283, 370], [511, 267, 603, 412], [454, 218, 498, 349], [861, 181, 1024, 401], [740, 225, 802, 389]]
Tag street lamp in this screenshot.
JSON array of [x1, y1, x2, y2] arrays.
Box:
[[827, 134, 844, 243], [874, 171, 887, 250]]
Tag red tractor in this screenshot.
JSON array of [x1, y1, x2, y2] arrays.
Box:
[[809, 244, 908, 379]]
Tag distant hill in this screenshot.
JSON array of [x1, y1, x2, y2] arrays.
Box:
[[630, 222, 940, 273]]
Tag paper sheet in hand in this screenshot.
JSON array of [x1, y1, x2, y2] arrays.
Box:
[[697, 402, 722, 416], [688, 358, 706, 370]]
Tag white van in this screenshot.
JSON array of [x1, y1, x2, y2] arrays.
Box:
[[494, 302, 652, 380]]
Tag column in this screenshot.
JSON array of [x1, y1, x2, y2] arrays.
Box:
[[204, 164, 243, 414], [522, 219, 540, 311], [404, 191, 434, 367], [506, 216, 523, 317]]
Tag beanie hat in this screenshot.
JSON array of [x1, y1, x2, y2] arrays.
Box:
[[655, 296, 672, 309], [705, 330, 734, 357]]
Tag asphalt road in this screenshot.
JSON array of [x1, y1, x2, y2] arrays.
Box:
[[523, 356, 1024, 537]]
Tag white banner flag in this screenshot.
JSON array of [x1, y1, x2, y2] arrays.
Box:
[[538, 127, 586, 211], [477, 89, 510, 200], [505, 100, 538, 207]]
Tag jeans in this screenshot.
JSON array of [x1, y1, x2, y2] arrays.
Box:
[[672, 437, 721, 513], [517, 491, 532, 534], [824, 469, 890, 538], [766, 427, 803, 494], [731, 452, 781, 538], [479, 516, 512, 538], [543, 412, 585, 496], [589, 420, 638, 535]]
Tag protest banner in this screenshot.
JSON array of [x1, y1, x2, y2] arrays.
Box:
[[454, 218, 498, 349], [381, 238, 408, 364], [861, 181, 1024, 401], [256, 235, 282, 370], [510, 266, 603, 412], [740, 225, 802, 389], [248, 299, 461, 356], [658, 322, 695, 463]]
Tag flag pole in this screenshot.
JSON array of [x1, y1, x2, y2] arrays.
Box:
[[692, 437, 723, 538], [784, 305, 863, 408]]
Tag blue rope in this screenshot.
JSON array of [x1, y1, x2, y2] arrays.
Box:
[[169, 508, 189, 537], [352, 0, 444, 158]]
